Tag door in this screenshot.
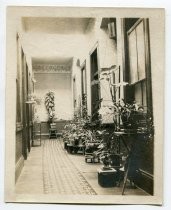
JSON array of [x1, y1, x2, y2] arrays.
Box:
[[90, 46, 100, 121], [81, 61, 87, 118], [21, 51, 30, 159]]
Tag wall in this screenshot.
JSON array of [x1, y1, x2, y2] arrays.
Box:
[[22, 18, 118, 119], [74, 18, 118, 117], [74, 17, 164, 194], [6, 9, 34, 194], [22, 30, 88, 120], [34, 73, 72, 121]]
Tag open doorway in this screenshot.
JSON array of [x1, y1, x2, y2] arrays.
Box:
[[90, 45, 100, 121]]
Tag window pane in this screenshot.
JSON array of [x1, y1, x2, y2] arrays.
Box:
[[128, 29, 138, 84], [136, 21, 146, 80], [134, 80, 147, 107], [142, 80, 147, 107], [135, 83, 142, 106]]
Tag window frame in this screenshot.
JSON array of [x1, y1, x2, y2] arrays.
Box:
[[127, 18, 146, 85], [124, 18, 152, 111]]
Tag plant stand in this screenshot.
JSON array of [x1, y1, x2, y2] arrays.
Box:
[[98, 168, 117, 187]]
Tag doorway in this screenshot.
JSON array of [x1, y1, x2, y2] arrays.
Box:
[[90, 45, 100, 121]]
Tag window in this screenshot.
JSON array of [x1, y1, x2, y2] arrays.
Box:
[[128, 20, 146, 84], [126, 19, 147, 108]]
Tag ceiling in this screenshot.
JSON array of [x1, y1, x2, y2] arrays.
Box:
[[22, 17, 93, 34], [22, 17, 94, 67]]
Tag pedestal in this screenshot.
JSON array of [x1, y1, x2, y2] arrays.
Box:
[[98, 168, 117, 187]]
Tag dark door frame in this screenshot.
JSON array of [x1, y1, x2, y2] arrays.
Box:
[[89, 42, 101, 119]]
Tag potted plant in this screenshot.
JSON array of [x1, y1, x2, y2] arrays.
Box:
[[45, 91, 55, 124], [98, 68, 154, 176]]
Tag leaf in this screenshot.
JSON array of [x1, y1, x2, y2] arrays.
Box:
[[121, 82, 128, 86], [111, 83, 117, 86], [101, 72, 108, 76], [100, 78, 105, 80]]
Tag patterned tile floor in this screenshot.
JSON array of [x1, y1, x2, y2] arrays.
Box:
[[43, 139, 96, 195], [15, 138, 148, 196]]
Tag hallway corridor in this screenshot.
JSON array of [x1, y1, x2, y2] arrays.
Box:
[[4, 6, 165, 204], [15, 138, 148, 196]]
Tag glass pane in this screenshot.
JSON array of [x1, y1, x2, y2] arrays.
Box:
[[136, 21, 146, 80], [134, 83, 142, 106], [134, 81, 147, 108], [142, 80, 147, 107], [128, 29, 138, 84]]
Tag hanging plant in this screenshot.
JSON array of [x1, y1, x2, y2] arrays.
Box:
[[45, 91, 55, 123]]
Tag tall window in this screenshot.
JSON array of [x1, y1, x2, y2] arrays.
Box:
[[127, 19, 147, 107]]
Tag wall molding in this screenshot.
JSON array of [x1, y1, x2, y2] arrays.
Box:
[[139, 169, 153, 179], [134, 169, 153, 195], [33, 64, 71, 74]]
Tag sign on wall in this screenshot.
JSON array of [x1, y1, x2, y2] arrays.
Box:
[[33, 64, 71, 73]]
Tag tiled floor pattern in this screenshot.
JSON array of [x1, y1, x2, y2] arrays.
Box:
[[15, 138, 148, 196], [43, 139, 97, 195]]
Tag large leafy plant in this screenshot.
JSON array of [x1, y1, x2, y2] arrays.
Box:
[[99, 69, 154, 138], [45, 91, 55, 123]]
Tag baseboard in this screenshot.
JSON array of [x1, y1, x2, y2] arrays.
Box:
[[134, 169, 154, 195], [15, 156, 24, 183], [41, 133, 62, 136]]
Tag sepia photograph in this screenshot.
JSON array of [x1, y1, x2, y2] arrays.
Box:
[[5, 6, 165, 205]]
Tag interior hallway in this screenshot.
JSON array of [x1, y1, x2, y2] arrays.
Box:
[[15, 138, 149, 196]]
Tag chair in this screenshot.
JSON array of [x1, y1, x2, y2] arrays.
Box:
[[33, 122, 41, 146], [49, 123, 58, 139]]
